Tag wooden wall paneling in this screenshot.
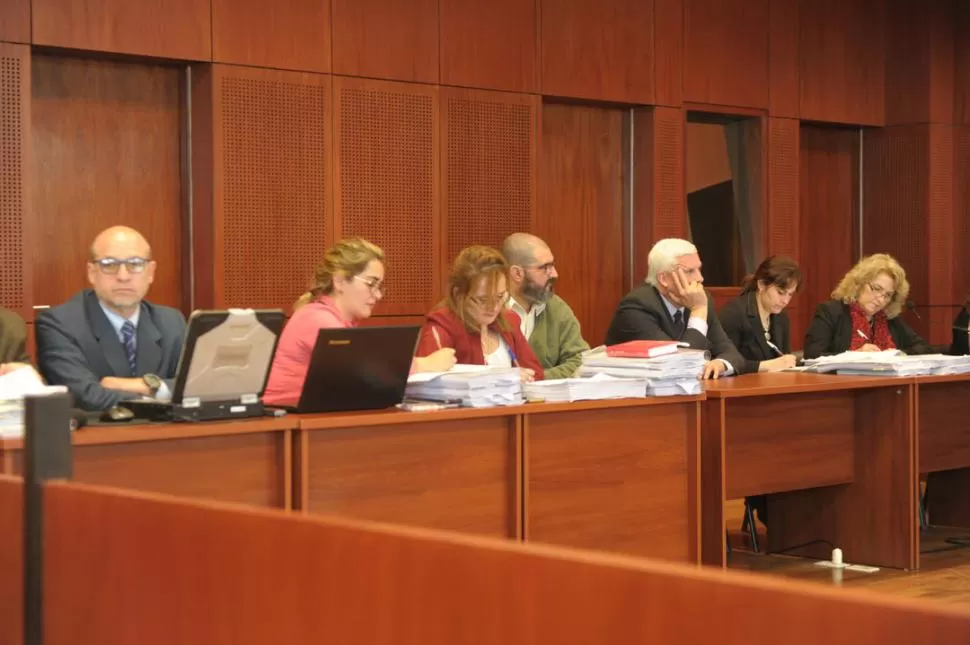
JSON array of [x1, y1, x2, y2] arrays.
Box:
[[956, 0, 970, 124], [682, 0, 770, 109], [441, 87, 537, 273], [334, 77, 439, 316], [31, 55, 184, 311], [440, 0, 538, 93], [862, 126, 929, 338], [31, 0, 211, 61], [540, 0, 655, 104], [798, 125, 859, 342], [653, 0, 684, 107], [0, 0, 29, 44], [926, 0, 956, 125], [926, 124, 955, 342], [768, 0, 799, 117], [0, 43, 30, 319], [632, 107, 686, 281], [799, 0, 886, 126], [193, 65, 332, 312], [536, 103, 625, 348], [212, 0, 331, 73], [955, 126, 970, 308], [331, 0, 439, 83], [766, 118, 802, 343]]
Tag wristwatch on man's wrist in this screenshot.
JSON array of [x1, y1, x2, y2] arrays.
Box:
[[142, 373, 162, 397]]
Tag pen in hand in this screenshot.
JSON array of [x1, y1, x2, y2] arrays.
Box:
[[856, 329, 869, 341], [431, 326, 443, 349]]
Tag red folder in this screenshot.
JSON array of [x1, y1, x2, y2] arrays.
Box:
[[605, 340, 680, 358]]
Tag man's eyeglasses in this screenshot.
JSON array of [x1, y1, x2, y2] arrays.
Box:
[[354, 275, 386, 295], [90, 257, 150, 275], [868, 283, 896, 301], [469, 292, 509, 308]]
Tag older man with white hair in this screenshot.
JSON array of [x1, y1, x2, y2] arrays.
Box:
[[605, 238, 744, 379]]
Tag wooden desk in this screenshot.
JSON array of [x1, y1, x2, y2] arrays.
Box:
[[522, 397, 701, 563], [297, 396, 703, 563], [297, 407, 523, 539], [0, 418, 295, 509], [917, 374, 970, 528], [702, 373, 916, 570]]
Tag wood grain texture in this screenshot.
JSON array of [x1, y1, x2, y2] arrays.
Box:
[[525, 402, 700, 563], [0, 0, 29, 43], [42, 481, 970, 644], [633, 107, 687, 281], [31, 55, 184, 311], [799, 125, 859, 343], [31, 0, 210, 60], [766, 118, 801, 343], [331, 0, 439, 83], [955, 126, 970, 306], [768, 0, 799, 117], [653, 0, 684, 107], [799, 0, 886, 125], [536, 103, 625, 347], [440, 0, 538, 92], [300, 416, 520, 537], [212, 0, 331, 73], [0, 476, 22, 645], [918, 379, 970, 474], [333, 77, 439, 315], [956, 0, 970, 124], [683, 0, 770, 109], [540, 0, 655, 103], [441, 87, 537, 276], [722, 392, 855, 498], [0, 42, 31, 317], [191, 65, 332, 312], [4, 427, 291, 508]]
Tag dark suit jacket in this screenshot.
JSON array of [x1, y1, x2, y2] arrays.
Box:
[[718, 292, 791, 374], [951, 308, 969, 355], [0, 308, 30, 364], [605, 284, 745, 374], [36, 290, 185, 411], [803, 299, 932, 359]]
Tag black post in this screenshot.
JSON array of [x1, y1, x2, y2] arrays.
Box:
[[23, 392, 73, 645]]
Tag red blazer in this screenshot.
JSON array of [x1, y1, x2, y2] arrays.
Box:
[[416, 308, 545, 380]]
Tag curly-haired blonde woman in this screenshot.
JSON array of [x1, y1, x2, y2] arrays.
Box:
[[803, 253, 931, 359]]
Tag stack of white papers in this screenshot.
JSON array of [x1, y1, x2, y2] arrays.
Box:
[[405, 364, 524, 408], [523, 372, 648, 402], [806, 350, 933, 376], [906, 354, 970, 375], [0, 367, 69, 438], [577, 347, 707, 396]]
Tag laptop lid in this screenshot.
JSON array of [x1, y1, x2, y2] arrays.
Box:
[[295, 325, 420, 413], [172, 309, 285, 403]]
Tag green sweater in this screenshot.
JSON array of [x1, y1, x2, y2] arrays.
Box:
[[524, 295, 590, 380]]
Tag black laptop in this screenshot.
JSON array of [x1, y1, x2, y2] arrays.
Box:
[[284, 325, 421, 414]]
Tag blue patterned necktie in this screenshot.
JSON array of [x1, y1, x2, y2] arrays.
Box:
[[121, 320, 137, 375]]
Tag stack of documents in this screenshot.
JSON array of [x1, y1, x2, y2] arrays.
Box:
[[523, 373, 648, 402], [405, 364, 523, 408], [921, 354, 970, 375], [806, 350, 933, 376], [0, 367, 68, 438], [578, 346, 707, 396]]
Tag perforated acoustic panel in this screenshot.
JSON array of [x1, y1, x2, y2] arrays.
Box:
[[652, 107, 686, 241], [442, 88, 536, 264], [335, 78, 437, 315], [955, 127, 970, 306], [0, 48, 25, 311], [219, 69, 329, 310], [767, 118, 799, 259]]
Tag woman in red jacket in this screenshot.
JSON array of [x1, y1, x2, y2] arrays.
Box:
[[416, 245, 544, 382]]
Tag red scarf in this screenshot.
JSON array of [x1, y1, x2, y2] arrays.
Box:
[[848, 303, 896, 351]]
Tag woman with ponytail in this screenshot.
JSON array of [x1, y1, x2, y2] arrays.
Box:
[[263, 238, 456, 406]]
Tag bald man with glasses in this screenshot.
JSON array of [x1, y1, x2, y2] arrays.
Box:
[[36, 226, 186, 411]]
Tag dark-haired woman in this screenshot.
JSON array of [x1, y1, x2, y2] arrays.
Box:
[[718, 256, 802, 374]]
